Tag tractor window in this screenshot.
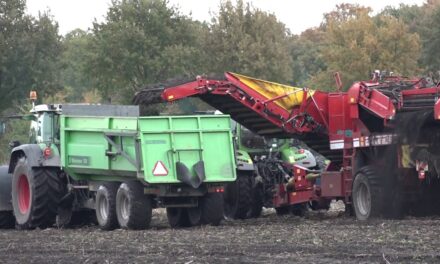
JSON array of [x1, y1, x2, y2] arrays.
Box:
[[34, 112, 55, 143], [240, 126, 266, 149]]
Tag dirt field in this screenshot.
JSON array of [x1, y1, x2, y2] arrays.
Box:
[[1, 202, 440, 264]]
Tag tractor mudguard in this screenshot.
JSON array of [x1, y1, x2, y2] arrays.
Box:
[[8, 144, 60, 173], [176, 161, 205, 189], [0, 166, 12, 211]]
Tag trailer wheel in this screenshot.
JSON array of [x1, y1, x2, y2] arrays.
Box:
[[352, 166, 383, 221], [187, 206, 202, 226], [95, 183, 119, 230], [224, 174, 252, 219], [166, 208, 190, 228], [201, 193, 224, 226], [0, 211, 15, 229], [116, 182, 151, 230], [12, 158, 61, 229]]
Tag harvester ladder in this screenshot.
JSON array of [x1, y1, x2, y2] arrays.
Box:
[[342, 148, 354, 203]]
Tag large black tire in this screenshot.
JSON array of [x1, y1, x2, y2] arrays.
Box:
[[116, 181, 152, 230], [248, 185, 263, 218], [95, 183, 119, 230], [352, 166, 383, 221], [0, 211, 15, 229], [275, 206, 290, 216], [166, 208, 190, 228], [187, 206, 202, 226], [12, 158, 61, 229], [291, 203, 307, 217], [223, 175, 252, 219], [201, 193, 224, 226]]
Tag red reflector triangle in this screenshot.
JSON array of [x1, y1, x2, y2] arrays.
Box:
[[152, 161, 168, 176]]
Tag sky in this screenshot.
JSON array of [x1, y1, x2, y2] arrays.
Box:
[[26, 0, 426, 35]]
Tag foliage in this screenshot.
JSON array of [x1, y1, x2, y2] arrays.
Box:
[[289, 28, 326, 86], [203, 0, 292, 83], [86, 0, 205, 106], [0, 0, 63, 111], [60, 29, 96, 102], [308, 4, 421, 91]]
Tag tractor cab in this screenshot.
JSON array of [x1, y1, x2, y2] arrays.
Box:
[[28, 91, 62, 145]]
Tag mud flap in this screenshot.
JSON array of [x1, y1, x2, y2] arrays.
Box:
[[176, 161, 205, 188]]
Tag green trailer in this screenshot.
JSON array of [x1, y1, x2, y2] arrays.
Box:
[[1, 102, 236, 230]]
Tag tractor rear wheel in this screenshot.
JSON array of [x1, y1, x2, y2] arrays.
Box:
[[0, 211, 15, 229], [166, 207, 190, 228], [95, 183, 119, 230], [12, 158, 61, 229], [223, 174, 252, 219], [201, 193, 224, 226], [248, 185, 263, 218], [116, 181, 152, 230], [352, 166, 383, 221]]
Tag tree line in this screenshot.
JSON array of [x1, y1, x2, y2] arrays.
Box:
[[1, 0, 440, 112]]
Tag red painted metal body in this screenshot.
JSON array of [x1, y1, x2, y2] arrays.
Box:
[[148, 72, 440, 208]]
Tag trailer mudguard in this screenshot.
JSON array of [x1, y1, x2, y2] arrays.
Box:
[[176, 161, 205, 188], [0, 166, 12, 211], [8, 144, 60, 173]]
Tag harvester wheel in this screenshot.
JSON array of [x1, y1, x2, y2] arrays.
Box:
[[95, 183, 119, 230], [166, 208, 190, 228], [0, 211, 15, 229], [116, 181, 152, 230], [201, 193, 224, 226], [352, 166, 383, 221], [223, 175, 252, 219], [12, 158, 61, 229]]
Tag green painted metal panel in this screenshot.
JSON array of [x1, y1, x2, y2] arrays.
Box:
[[61, 114, 236, 185]]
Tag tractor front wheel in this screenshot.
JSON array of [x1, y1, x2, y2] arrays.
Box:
[[12, 158, 61, 229]]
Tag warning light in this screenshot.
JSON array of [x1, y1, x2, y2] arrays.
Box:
[[297, 149, 305, 154], [167, 95, 174, 100], [30, 91, 37, 101], [350, 97, 355, 103]]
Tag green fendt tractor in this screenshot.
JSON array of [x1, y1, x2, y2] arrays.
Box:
[[0, 93, 236, 230], [224, 120, 326, 219]]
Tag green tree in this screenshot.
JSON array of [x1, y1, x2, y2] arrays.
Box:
[[87, 0, 204, 104], [0, 0, 63, 110], [309, 4, 421, 90], [289, 28, 326, 86], [60, 29, 95, 102], [203, 0, 292, 83]]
